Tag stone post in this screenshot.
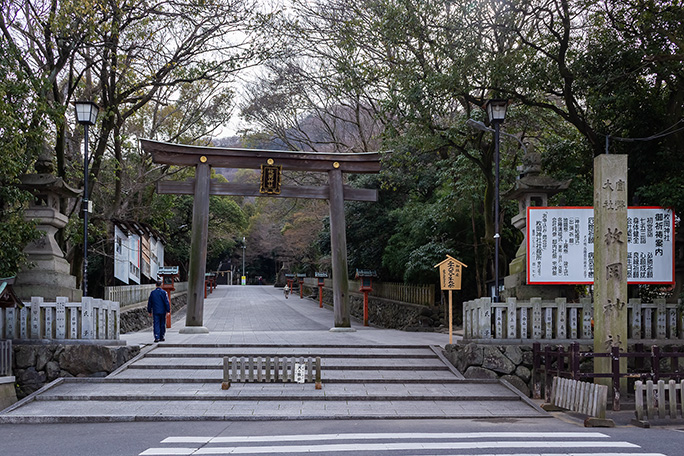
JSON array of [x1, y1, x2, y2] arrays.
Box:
[[593, 154, 628, 390]]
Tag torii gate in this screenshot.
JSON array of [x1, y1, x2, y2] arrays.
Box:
[[141, 139, 381, 333]]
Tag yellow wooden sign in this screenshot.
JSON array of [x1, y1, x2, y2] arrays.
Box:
[[434, 255, 467, 344], [434, 255, 467, 290]]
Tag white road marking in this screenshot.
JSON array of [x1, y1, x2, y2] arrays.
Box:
[[188, 441, 639, 454], [161, 432, 610, 444]]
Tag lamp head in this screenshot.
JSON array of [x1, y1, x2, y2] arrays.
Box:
[[74, 101, 99, 126], [485, 99, 508, 124]]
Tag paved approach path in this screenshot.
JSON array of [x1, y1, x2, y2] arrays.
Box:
[[0, 285, 547, 423]]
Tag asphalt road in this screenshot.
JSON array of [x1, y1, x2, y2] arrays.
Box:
[[1, 417, 683, 456]]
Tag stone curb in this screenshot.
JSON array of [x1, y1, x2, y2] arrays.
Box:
[[0, 411, 551, 424], [430, 345, 465, 379], [35, 395, 523, 402]]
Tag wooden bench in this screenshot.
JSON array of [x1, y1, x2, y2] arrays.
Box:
[[633, 379, 684, 427], [543, 376, 612, 427], [221, 356, 322, 390]]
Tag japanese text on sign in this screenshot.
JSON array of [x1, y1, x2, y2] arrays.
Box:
[[527, 207, 674, 284]]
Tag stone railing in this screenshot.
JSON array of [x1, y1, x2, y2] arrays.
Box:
[[0, 340, 10, 376], [303, 278, 435, 306], [104, 282, 188, 308], [463, 297, 682, 343], [1, 296, 119, 341]]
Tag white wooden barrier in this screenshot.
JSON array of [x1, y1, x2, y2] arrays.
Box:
[[222, 356, 322, 389], [464, 297, 682, 342], [0, 297, 120, 341], [549, 376, 608, 419], [634, 380, 684, 424]]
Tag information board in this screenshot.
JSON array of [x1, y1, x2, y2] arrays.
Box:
[[527, 207, 674, 284]]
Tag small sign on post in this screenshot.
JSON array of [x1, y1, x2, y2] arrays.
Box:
[[294, 363, 306, 384], [158, 266, 179, 328], [315, 272, 328, 308], [355, 269, 377, 326], [434, 255, 467, 344]]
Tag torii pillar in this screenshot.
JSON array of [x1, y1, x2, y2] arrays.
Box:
[[141, 139, 380, 333]]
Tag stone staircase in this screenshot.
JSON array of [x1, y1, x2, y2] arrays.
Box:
[[0, 343, 548, 423]]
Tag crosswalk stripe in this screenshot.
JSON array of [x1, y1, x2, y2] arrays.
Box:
[[141, 441, 640, 455], [161, 432, 610, 444]]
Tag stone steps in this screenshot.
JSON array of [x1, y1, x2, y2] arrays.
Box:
[[0, 343, 547, 423]]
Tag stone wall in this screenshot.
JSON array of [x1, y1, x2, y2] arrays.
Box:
[[303, 285, 444, 330], [120, 292, 187, 334], [12, 343, 140, 399], [444, 343, 535, 397], [443, 342, 670, 398]]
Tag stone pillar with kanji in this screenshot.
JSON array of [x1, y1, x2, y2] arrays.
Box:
[[593, 154, 628, 390]]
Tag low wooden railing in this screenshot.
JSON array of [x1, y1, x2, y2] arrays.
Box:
[[549, 376, 608, 420], [0, 297, 119, 341], [464, 297, 683, 342], [221, 356, 322, 389], [303, 278, 435, 306], [634, 379, 684, 425], [533, 342, 684, 411]]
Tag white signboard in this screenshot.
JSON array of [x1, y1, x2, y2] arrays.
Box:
[[129, 233, 141, 284], [114, 225, 129, 284], [294, 363, 306, 384], [527, 207, 674, 284], [158, 266, 179, 275]]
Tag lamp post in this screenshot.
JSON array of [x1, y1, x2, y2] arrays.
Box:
[[74, 101, 99, 297], [485, 99, 507, 302], [242, 236, 246, 285]]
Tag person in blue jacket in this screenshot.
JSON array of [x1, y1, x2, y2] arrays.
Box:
[[147, 280, 171, 342]]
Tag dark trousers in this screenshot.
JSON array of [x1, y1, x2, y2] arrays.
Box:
[[153, 313, 166, 341]]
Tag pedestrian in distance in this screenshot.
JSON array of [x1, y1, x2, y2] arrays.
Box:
[[148, 280, 171, 343]]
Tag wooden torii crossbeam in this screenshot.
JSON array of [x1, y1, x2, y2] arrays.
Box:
[[141, 139, 381, 332]]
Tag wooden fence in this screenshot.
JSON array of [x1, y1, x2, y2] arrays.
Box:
[[304, 278, 435, 306], [0, 340, 10, 376], [0, 296, 120, 341], [549, 376, 608, 419], [222, 356, 322, 389], [634, 379, 684, 425], [464, 297, 683, 343], [104, 282, 187, 308], [533, 342, 684, 411]]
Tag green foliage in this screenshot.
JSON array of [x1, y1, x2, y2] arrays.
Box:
[[0, 37, 42, 277]]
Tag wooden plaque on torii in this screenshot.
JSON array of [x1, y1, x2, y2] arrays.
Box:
[[141, 139, 381, 333]]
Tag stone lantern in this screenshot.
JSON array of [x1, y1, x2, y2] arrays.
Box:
[[13, 146, 83, 301], [502, 149, 572, 299]]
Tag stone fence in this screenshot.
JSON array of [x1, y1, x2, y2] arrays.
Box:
[[463, 297, 682, 343], [1, 297, 119, 342], [0, 340, 10, 376], [104, 282, 188, 308], [303, 278, 435, 306]]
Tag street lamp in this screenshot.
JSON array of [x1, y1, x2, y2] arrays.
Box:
[[485, 99, 507, 302], [242, 236, 246, 285], [74, 101, 99, 297], [468, 99, 508, 302]]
